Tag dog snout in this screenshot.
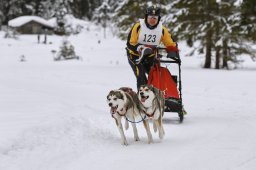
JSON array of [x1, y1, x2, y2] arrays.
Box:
[[140, 92, 144, 96], [109, 103, 113, 107]]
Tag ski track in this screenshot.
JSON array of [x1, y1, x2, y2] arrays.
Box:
[[0, 104, 117, 170]]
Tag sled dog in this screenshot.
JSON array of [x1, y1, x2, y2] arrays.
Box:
[[107, 87, 153, 145], [138, 85, 165, 139]]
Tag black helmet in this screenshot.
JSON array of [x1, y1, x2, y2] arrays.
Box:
[[145, 6, 161, 16], [145, 6, 161, 29]]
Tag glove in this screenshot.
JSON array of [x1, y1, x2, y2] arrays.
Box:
[[137, 45, 155, 54], [137, 45, 145, 54], [167, 51, 181, 63], [166, 46, 180, 63], [135, 45, 154, 64]]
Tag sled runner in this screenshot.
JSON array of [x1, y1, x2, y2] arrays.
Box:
[[148, 47, 186, 123]]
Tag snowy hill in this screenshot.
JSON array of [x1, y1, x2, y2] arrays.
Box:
[[0, 24, 256, 170]]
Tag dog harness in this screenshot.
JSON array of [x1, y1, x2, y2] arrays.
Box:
[[142, 95, 162, 118], [116, 107, 128, 117], [144, 107, 157, 118], [111, 106, 128, 119], [111, 107, 147, 124]]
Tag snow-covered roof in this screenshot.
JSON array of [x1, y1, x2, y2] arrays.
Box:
[[8, 16, 54, 28], [48, 14, 90, 28]]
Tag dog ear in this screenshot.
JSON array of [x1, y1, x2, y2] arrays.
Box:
[[107, 91, 111, 99], [117, 91, 124, 100], [137, 86, 141, 94], [151, 86, 161, 99], [154, 87, 161, 96], [149, 85, 155, 92], [153, 87, 158, 95], [108, 90, 114, 97], [137, 85, 143, 93], [120, 93, 124, 100], [108, 90, 118, 99]]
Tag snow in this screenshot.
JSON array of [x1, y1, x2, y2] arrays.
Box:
[[8, 16, 54, 28], [0, 24, 256, 170], [234, 0, 243, 6], [48, 14, 92, 30]]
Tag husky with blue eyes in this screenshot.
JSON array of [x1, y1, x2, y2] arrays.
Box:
[[107, 87, 153, 145]]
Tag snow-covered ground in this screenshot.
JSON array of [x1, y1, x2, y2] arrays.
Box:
[[0, 26, 256, 170]]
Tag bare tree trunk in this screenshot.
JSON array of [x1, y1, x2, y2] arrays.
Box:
[[204, 29, 212, 68], [215, 46, 220, 69], [222, 39, 229, 69], [214, 5, 220, 70]]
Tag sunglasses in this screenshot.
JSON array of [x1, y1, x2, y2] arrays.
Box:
[[148, 15, 159, 20]]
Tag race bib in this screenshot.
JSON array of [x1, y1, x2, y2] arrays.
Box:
[[138, 19, 162, 46]]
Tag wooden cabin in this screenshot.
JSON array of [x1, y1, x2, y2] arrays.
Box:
[[8, 16, 54, 34]]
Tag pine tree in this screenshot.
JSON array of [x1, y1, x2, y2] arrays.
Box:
[[93, 1, 110, 25], [55, 3, 68, 35], [169, 0, 255, 69], [240, 0, 256, 41], [1, 0, 25, 24], [88, 0, 102, 20], [71, 0, 89, 19], [211, 1, 234, 69], [71, 0, 101, 20], [0, 0, 44, 24], [93, 0, 111, 38], [0, 0, 4, 28], [38, 0, 55, 19], [170, 0, 219, 68], [21, 0, 42, 16], [215, 1, 256, 69]]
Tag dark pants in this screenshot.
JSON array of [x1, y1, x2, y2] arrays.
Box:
[[127, 52, 155, 90]]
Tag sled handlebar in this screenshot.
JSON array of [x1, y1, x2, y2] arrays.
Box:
[[156, 47, 181, 64], [136, 47, 181, 64]]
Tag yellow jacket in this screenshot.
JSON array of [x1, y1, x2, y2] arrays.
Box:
[[126, 21, 177, 56]]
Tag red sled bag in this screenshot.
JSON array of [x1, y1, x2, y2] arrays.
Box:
[[148, 63, 179, 99]]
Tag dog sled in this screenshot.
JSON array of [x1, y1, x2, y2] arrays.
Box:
[[145, 46, 186, 123]]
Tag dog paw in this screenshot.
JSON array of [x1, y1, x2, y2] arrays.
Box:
[[121, 140, 128, 146], [147, 135, 154, 144], [148, 139, 153, 144], [134, 136, 140, 141], [159, 132, 164, 139]]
